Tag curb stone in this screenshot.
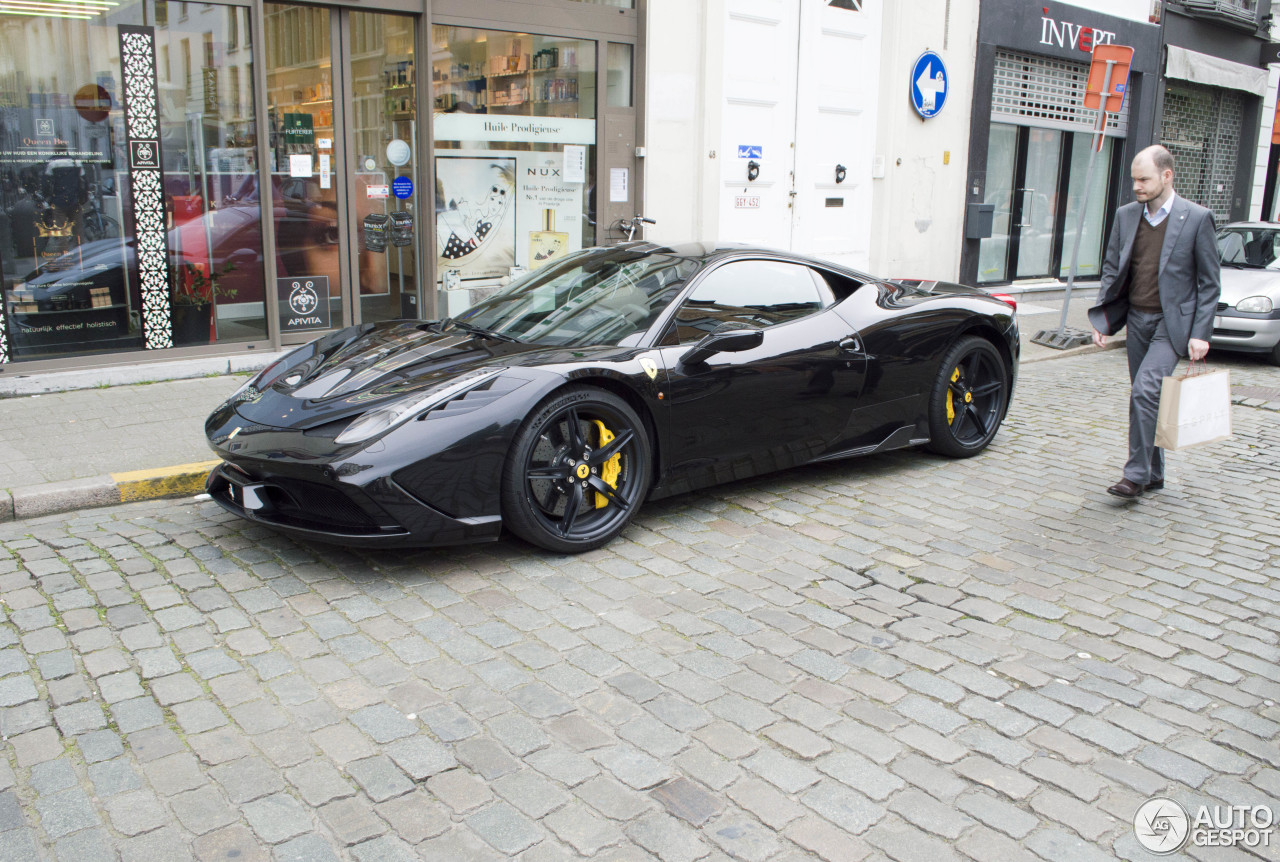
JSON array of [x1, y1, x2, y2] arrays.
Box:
[[5, 461, 218, 523]]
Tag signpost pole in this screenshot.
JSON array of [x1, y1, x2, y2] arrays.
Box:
[[1055, 60, 1114, 337], [1031, 42, 1132, 350]]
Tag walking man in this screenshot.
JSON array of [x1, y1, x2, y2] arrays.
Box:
[[1088, 144, 1221, 499]]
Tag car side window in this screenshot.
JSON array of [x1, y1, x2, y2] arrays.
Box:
[[670, 260, 830, 344]]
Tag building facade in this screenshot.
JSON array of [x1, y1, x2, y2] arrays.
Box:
[[0, 0, 641, 371], [1155, 0, 1275, 227], [869, 0, 981, 281], [959, 0, 1162, 287], [644, 0, 883, 274]]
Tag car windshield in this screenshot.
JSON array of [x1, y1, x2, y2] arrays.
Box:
[[452, 248, 699, 347], [1217, 228, 1280, 269]]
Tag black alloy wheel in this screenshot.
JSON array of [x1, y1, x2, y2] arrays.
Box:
[[926, 336, 1010, 458], [502, 386, 652, 553]]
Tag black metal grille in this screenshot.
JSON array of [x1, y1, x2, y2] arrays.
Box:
[[244, 477, 381, 533], [1161, 82, 1244, 224], [991, 50, 1129, 136]]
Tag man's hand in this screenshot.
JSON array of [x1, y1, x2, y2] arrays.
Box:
[[1092, 329, 1106, 348], [1188, 338, 1210, 361]]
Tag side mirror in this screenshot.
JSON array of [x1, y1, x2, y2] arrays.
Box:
[[680, 325, 764, 365]]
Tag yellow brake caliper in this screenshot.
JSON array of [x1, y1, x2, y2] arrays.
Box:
[[589, 420, 622, 508], [946, 367, 960, 424]]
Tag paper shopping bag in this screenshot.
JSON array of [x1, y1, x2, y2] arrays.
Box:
[[1154, 366, 1232, 451]]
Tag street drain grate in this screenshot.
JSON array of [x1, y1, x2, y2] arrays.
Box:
[[1233, 385, 1280, 401]]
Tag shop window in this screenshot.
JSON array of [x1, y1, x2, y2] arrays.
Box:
[[433, 26, 598, 314], [0, 0, 266, 364], [159, 1, 267, 346]]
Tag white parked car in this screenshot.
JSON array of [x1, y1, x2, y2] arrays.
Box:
[[1214, 222, 1280, 365]]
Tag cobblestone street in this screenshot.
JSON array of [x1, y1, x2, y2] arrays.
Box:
[[1, 348, 1278, 861]]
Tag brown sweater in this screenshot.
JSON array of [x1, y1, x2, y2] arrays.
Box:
[[1128, 216, 1167, 312]]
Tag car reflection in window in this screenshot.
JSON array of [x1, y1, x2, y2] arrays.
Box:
[[672, 260, 831, 344]]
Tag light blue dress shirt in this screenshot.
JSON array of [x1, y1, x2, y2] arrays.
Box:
[[1144, 191, 1177, 227]]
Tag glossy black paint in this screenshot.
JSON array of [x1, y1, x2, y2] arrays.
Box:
[[204, 243, 1019, 547]]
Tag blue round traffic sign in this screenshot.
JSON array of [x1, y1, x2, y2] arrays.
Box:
[[911, 50, 948, 119], [392, 176, 413, 199]]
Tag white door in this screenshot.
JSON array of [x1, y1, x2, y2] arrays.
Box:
[[791, 0, 880, 269], [719, 0, 880, 268], [719, 0, 800, 247]]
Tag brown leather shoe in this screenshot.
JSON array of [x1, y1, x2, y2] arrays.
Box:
[[1107, 478, 1144, 499], [1145, 479, 1164, 492]]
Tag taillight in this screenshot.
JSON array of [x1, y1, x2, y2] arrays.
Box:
[[990, 293, 1017, 311]]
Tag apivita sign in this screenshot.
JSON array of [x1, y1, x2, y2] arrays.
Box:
[[1039, 6, 1118, 53]]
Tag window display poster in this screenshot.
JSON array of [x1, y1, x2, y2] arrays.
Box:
[[0, 107, 110, 165], [517, 154, 583, 270], [435, 156, 517, 281], [0, 105, 116, 295]]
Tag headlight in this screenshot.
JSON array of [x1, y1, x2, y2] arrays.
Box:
[[1236, 295, 1273, 314], [334, 368, 506, 445]]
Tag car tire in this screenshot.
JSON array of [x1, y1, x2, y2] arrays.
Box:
[[926, 336, 1010, 458], [502, 386, 652, 553], [1269, 339, 1280, 367]]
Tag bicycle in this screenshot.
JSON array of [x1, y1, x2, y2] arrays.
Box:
[[617, 215, 655, 242]]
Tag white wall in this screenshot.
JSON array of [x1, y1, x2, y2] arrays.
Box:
[[869, 0, 980, 281], [642, 1, 722, 244]]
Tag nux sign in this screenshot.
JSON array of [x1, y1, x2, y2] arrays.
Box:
[[1039, 6, 1118, 53]]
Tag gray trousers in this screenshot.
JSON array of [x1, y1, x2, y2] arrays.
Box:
[[1124, 308, 1181, 484]]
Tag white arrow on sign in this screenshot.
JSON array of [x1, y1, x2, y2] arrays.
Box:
[[916, 61, 946, 110]]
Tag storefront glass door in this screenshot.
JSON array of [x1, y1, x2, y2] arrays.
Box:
[[978, 122, 1116, 285], [352, 12, 419, 324], [1014, 128, 1061, 279], [264, 4, 417, 341], [1059, 134, 1114, 280]]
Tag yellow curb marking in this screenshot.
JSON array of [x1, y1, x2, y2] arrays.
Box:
[[112, 460, 221, 503]]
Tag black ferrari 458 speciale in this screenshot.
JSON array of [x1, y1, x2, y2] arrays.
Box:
[[205, 242, 1019, 552]]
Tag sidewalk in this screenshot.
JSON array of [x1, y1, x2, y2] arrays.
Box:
[[0, 288, 1115, 522]]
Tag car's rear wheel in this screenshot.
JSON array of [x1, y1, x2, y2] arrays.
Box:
[[502, 386, 651, 553], [926, 336, 1009, 458]]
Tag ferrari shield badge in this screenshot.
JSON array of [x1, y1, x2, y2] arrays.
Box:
[[639, 355, 659, 380]]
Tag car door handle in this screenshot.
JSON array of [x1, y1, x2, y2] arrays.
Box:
[[838, 336, 864, 354]]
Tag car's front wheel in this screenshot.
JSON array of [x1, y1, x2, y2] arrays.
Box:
[[926, 336, 1010, 458], [502, 386, 652, 553]]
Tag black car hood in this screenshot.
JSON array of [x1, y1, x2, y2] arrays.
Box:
[[232, 321, 598, 430]]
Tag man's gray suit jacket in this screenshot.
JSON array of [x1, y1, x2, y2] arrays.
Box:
[[1087, 195, 1222, 357]]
